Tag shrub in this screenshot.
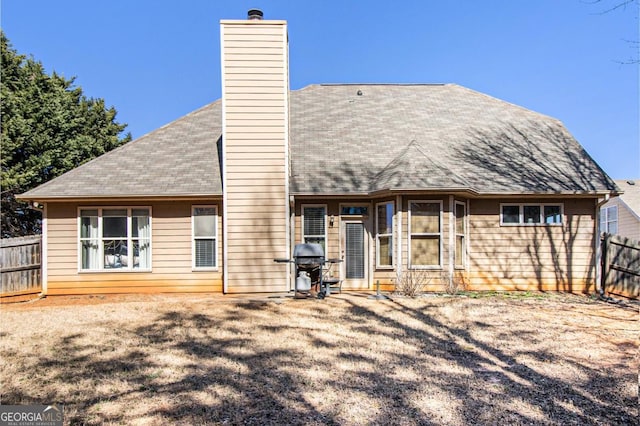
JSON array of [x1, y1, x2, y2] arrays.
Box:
[[394, 269, 435, 297]]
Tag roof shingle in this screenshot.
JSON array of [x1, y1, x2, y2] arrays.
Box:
[[21, 84, 617, 199]]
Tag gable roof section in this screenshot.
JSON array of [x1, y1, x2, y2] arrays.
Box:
[[21, 83, 617, 200], [372, 140, 470, 191], [20, 101, 223, 199]]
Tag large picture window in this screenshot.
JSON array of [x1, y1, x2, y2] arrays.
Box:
[[302, 205, 326, 251], [193, 206, 217, 269], [376, 202, 394, 267], [409, 201, 442, 268], [79, 207, 151, 271]]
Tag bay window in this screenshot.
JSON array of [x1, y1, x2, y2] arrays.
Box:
[[376, 202, 394, 267], [409, 201, 442, 268]]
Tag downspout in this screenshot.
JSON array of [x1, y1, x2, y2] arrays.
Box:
[[595, 195, 610, 297], [289, 195, 296, 291], [41, 202, 48, 296]]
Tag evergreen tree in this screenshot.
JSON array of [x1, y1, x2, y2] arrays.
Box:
[[1, 31, 131, 237]]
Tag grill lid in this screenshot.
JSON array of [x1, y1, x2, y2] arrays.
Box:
[[293, 243, 325, 258]]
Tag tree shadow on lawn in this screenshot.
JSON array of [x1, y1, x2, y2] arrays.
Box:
[[342, 300, 635, 425], [2, 298, 635, 425]]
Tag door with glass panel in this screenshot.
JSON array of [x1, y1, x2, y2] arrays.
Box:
[[341, 220, 368, 288]]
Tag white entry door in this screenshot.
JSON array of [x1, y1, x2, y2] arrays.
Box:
[[342, 220, 368, 288]]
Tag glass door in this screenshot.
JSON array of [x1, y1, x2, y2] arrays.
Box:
[[342, 221, 368, 288]]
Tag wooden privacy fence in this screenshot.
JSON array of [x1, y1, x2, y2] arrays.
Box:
[[1, 235, 42, 302], [600, 233, 640, 299]]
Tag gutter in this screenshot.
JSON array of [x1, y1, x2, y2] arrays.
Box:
[[16, 194, 224, 202], [290, 188, 618, 199], [595, 194, 611, 298]]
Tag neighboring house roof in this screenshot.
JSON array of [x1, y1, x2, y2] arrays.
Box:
[[614, 179, 640, 219], [20, 83, 617, 200]]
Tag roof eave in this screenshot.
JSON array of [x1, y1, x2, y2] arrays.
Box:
[[16, 193, 224, 202], [290, 188, 618, 198]]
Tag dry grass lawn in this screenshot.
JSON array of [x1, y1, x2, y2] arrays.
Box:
[[0, 292, 637, 425]]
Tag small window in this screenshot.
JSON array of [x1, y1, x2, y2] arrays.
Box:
[[544, 206, 562, 224], [501, 204, 562, 226], [523, 206, 541, 224], [376, 202, 394, 268], [303, 206, 326, 251], [502, 205, 520, 224], [193, 206, 217, 269], [341, 206, 368, 216]]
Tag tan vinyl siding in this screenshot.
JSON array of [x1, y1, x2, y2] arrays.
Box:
[[45, 201, 222, 295], [467, 198, 597, 293], [618, 204, 640, 241], [602, 197, 640, 241], [221, 20, 289, 293]]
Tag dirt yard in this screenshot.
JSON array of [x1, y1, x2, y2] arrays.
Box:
[[0, 292, 637, 425]]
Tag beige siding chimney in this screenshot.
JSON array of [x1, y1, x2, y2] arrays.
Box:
[[220, 11, 290, 293]]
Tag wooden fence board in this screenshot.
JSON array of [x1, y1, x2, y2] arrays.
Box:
[[1, 235, 42, 297], [601, 233, 639, 299]]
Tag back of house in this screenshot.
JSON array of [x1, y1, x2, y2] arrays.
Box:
[[18, 10, 619, 297]]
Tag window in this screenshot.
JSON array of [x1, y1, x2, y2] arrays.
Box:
[[409, 201, 442, 268], [341, 206, 368, 216], [376, 202, 394, 267], [79, 207, 151, 271], [544, 205, 562, 224], [502, 205, 520, 224], [455, 202, 466, 268], [193, 206, 217, 269], [500, 204, 563, 226], [302, 205, 326, 251], [600, 205, 618, 234]]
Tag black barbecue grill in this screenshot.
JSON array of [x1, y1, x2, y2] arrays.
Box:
[[275, 243, 342, 299]]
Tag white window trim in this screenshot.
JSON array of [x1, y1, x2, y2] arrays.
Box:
[[454, 200, 467, 269], [301, 204, 328, 252], [500, 203, 564, 226], [375, 201, 394, 269], [192, 205, 218, 271], [408, 200, 443, 269], [77, 206, 152, 273]]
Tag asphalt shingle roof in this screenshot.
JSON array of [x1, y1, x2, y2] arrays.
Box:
[[21, 84, 617, 199], [22, 101, 223, 198], [289, 84, 616, 194]]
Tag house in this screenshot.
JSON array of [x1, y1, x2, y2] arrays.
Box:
[[18, 11, 619, 296], [599, 180, 640, 242]]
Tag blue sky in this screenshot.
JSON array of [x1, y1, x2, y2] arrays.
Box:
[[2, 0, 639, 179]]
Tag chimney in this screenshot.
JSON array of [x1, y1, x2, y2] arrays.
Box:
[[220, 12, 290, 293]]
